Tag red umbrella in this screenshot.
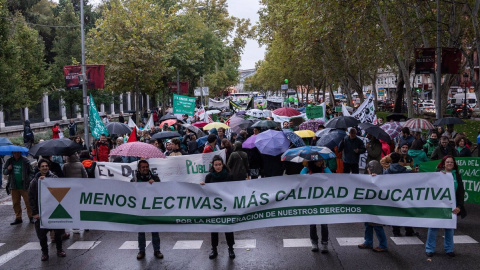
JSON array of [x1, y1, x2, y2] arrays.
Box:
[[109, 142, 166, 158], [192, 121, 208, 128], [273, 107, 301, 117], [160, 119, 177, 127]]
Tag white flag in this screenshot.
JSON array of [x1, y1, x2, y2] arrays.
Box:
[[342, 104, 351, 116], [144, 114, 154, 130], [351, 96, 376, 124], [128, 117, 138, 129]]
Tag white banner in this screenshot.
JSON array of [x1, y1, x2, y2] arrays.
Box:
[[39, 172, 457, 232], [208, 98, 229, 109], [95, 150, 226, 183]]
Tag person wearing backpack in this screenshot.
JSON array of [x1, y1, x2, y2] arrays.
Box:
[[227, 142, 250, 181]]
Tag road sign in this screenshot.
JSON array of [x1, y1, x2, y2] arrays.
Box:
[[281, 84, 288, 90], [194, 87, 209, 97]]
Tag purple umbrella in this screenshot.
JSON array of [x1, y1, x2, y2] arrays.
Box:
[[242, 134, 257, 149], [254, 130, 290, 156], [299, 119, 325, 131]]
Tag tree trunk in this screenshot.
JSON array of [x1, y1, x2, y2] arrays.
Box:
[[394, 72, 405, 113]]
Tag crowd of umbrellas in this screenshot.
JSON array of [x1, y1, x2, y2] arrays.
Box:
[[0, 105, 466, 165]]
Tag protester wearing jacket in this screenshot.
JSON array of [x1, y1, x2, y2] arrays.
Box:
[[338, 128, 366, 174], [63, 153, 88, 178], [408, 139, 429, 167], [23, 120, 34, 149]]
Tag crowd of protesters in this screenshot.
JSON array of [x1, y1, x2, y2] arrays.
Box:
[[2, 107, 474, 262]]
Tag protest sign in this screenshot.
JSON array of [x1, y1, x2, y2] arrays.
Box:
[[95, 150, 226, 183], [173, 94, 196, 116], [306, 106, 324, 119], [419, 157, 480, 204], [40, 172, 457, 232]]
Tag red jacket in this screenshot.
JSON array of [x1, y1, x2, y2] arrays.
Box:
[[52, 126, 60, 139], [93, 141, 111, 162]]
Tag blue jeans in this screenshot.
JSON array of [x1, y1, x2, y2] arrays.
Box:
[[363, 223, 387, 249], [426, 228, 454, 253], [138, 232, 160, 252]]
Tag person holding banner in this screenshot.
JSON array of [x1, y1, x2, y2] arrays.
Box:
[[300, 160, 331, 253], [130, 160, 163, 260], [359, 160, 388, 252], [425, 155, 466, 257], [200, 155, 236, 259], [28, 159, 66, 261]]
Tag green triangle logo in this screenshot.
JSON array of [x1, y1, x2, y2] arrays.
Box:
[[49, 204, 72, 219]]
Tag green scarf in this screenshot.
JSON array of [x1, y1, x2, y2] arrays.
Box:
[[451, 170, 458, 191], [210, 168, 230, 182]]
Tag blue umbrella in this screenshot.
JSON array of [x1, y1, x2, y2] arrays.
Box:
[[0, 137, 13, 146], [316, 129, 347, 151], [196, 135, 208, 146], [282, 146, 336, 163], [283, 130, 306, 147], [254, 130, 290, 156], [0, 145, 29, 156]]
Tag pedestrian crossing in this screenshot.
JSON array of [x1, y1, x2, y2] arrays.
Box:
[[0, 235, 478, 267]]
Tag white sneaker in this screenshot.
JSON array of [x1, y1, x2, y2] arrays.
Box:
[[72, 229, 81, 234]]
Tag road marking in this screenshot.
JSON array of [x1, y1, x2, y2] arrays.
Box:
[[68, 241, 101, 250], [450, 235, 478, 244], [234, 239, 256, 249], [336, 237, 364, 246], [173, 240, 203, 249], [18, 242, 41, 250], [390, 237, 424, 245], [0, 250, 24, 267], [283, 238, 311, 248], [119, 241, 150, 249]]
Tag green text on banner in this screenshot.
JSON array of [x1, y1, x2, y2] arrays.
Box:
[[173, 94, 196, 116], [419, 157, 480, 204], [40, 172, 456, 232]]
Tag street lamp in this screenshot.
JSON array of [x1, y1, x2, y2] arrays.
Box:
[[463, 73, 469, 119]]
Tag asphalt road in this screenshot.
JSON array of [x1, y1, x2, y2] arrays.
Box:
[[0, 187, 479, 270]]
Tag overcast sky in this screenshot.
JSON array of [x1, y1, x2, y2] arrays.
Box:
[[53, 0, 265, 70]]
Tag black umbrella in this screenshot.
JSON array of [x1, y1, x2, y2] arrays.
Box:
[[386, 113, 408, 122], [0, 137, 13, 146], [221, 112, 233, 117], [182, 124, 205, 138], [433, 117, 465, 126], [231, 119, 254, 134], [29, 138, 82, 156], [151, 131, 181, 140], [251, 120, 279, 129], [358, 123, 392, 143], [105, 122, 132, 135], [325, 116, 360, 129], [316, 129, 347, 151], [160, 113, 178, 121]]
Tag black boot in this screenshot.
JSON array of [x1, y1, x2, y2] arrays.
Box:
[[209, 248, 218, 259], [228, 247, 235, 259]]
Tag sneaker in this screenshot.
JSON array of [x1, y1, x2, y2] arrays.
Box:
[[228, 248, 235, 259], [41, 254, 49, 261], [137, 251, 145, 260], [72, 229, 81, 234], [311, 242, 319, 252], [10, 219, 22, 225], [426, 252, 434, 257], [154, 251, 164, 259], [320, 242, 328, 254], [446, 252, 455, 257], [209, 249, 218, 259], [57, 250, 66, 257], [358, 244, 373, 249], [373, 247, 387, 252]]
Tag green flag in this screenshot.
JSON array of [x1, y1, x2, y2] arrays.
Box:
[[88, 94, 109, 139]]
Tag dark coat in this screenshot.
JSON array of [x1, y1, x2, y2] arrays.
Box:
[[339, 136, 366, 164], [227, 150, 249, 181], [261, 154, 284, 177], [130, 170, 160, 182], [3, 156, 34, 189], [431, 145, 457, 160], [28, 171, 57, 216], [23, 120, 34, 143]]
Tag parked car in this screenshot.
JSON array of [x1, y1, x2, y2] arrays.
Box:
[[446, 103, 473, 119]]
